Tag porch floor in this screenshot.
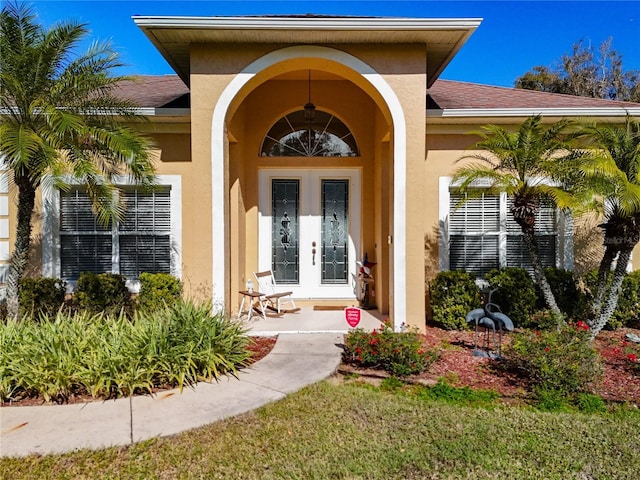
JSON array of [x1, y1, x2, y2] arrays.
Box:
[[244, 304, 386, 335]]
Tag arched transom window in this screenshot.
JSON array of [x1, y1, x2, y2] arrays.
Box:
[[261, 109, 359, 157]]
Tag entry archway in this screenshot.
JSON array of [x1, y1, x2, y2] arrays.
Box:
[[211, 45, 407, 329]]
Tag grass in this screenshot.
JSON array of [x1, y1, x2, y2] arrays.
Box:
[[2, 381, 639, 479]]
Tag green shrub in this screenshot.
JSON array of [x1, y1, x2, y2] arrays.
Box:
[[343, 321, 438, 376], [18, 277, 67, 318], [505, 322, 603, 398], [0, 300, 251, 402], [580, 269, 640, 330], [136, 272, 182, 312], [74, 272, 132, 316], [537, 267, 586, 320], [484, 267, 536, 328], [613, 271, 640, 329], [429, 270, 480, 330], [526, 309, 562, 331]]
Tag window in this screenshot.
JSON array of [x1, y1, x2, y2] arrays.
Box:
[[439, 177, 572, 277], [261, 109, 359, 157], [60, 188, 171, 281], [43, 175, 182, 288]]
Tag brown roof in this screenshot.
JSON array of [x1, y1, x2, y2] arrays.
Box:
[[122, 75, 640, 111], [427, 79, 640, 110], [114, 75, 190, 108]]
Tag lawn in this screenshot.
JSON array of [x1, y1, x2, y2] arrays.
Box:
[[1, 380, 639, 479]]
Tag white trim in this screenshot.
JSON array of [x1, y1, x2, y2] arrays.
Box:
[[42, 175, 182, 291], [428, 107, 640, 118], [438, 176, 452, 271], [132, 108, 191, 117], [211, 45, 407, 329], [133, 16, 482, 31]]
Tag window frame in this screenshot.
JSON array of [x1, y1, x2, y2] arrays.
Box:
[[260, 108, 360, 157], [42, 175, 182, 292], [438, 176, 573, 276]]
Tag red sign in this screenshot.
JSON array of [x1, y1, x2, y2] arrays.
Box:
[[345, 307, 361, 328]]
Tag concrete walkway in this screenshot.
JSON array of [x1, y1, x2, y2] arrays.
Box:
[[0, 332, 344, 458]]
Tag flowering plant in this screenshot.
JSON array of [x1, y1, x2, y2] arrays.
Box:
[[505, 323, 603, 396], [343, 320, 438, 376]]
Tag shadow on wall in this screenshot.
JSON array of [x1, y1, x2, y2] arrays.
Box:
[[424, 225, 440, 320], [24, 233, 43, 279], [573, 215, 604, 277]]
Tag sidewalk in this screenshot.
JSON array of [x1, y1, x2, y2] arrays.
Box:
[[0, 332, 344, 458]]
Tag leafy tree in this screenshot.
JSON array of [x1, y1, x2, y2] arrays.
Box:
[[515, 38, 640, 102], [0, 2, 155, 316], [452, 115, 584, 322], [576, 116, 640, 337], [515, 65, 565, 94]]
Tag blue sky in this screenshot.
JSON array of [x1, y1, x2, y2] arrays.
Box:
[[27, 0, 640, 87]]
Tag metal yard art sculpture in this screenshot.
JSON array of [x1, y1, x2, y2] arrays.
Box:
[[466, 285, 514, 359]]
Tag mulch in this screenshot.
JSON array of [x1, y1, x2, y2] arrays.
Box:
[[342, 325, 640, 406]]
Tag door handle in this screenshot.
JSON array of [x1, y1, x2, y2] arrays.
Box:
[[312, 241, 316, 265]]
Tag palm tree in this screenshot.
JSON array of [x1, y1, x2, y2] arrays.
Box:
[[0, 3, 155, 316], [577, 116, 640, 338], [452, 115, 582, 321]]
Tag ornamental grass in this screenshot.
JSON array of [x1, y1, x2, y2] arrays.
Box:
[[0, 300, 251, 403]]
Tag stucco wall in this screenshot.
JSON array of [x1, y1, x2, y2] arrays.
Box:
[[186, 42, 428, 327]]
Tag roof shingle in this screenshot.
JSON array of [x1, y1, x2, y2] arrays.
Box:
[[122, 75, 640, 111], [427, 79, 640, 110], [114, 75, 190, 108]]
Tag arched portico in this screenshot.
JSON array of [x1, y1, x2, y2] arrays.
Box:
[[211, 45, 408, 329]]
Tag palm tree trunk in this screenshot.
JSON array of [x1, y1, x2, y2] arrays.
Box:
[[591, 244, 616, 319], [522, 230, 563, 322], [589, 248, 632, 339], [6, 176, 36, 318]]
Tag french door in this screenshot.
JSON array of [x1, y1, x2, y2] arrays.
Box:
[[258, 169, 361, 299]]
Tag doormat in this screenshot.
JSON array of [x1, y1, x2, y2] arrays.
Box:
[[313, 305, 347, 311]]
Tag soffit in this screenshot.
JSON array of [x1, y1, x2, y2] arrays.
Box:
[[133, 16, 481, 87]]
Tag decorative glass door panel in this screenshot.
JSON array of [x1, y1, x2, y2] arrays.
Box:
[[259, 170, 360, 299], [321, 180, 349, 284], [271, 180, 299, 284]]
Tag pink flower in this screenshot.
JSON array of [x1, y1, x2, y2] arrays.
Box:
[[628, 353, 637, 363]]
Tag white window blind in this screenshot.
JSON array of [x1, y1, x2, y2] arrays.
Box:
[[505, 197, 557, 270], [449, 191, 563, 277], [60, 188, 171, 281], [449, 192, 500, 277]]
